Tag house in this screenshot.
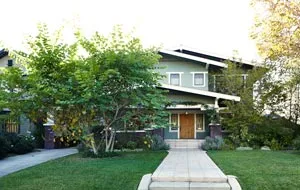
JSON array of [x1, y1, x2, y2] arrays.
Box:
[[0, 49, 34, 135], [155, 47, 255, 140]]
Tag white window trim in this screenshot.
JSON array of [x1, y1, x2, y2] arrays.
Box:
[[169, 113, 179, 132], [166, 72, 183, 86], [191, 72, 207, 87], [194, 113, 205, 134]]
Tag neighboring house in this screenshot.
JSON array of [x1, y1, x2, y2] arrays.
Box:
[[0, 49, 34, 135], [155, 48, 255, 139]]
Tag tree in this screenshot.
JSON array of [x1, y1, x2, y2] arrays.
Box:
[[217, 62, 266, 146], [73, 27, 169, 153], [251, 0, 300, 124], [8, 24, 168, 154]]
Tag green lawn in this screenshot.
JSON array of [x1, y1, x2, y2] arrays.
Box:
[[208, 150, 300, 190], [0, 151, 167, 190]]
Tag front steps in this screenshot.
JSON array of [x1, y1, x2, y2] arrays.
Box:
[[165, 139, 204, 149], [150, 182, 231, 190]]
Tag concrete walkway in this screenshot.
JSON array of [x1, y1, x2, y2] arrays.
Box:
[[0, 148, 78, 177], [152, 149, 227, 183]]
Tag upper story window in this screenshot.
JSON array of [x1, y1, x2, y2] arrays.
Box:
[[167, 72, 183, 86], [191, 72, 206, 87]]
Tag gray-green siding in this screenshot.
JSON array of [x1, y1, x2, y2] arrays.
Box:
[[155, 57, 209, 90]]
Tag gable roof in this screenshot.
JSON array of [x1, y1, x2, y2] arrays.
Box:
[[0, 49, 8, 59], [159, 83, 240, 102], [159, 47, 257, 68]]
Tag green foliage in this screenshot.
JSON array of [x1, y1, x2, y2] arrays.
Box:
[[0, 135, 9, 159], [293, 136, 300, 150], [142, 135, 152, 150], [201, 136, 224, 150], [252, 0, 300, 125], [204, 105, 220, 124], [77, 142, 119, 158], [0, 133, 35, 156], [6, 24, 169, 154], [221, 138, 236, 150], [217, 62, 268, 147], [250, 117, 296, 149], [150, 134, 169, 151], [126, 141, 137, 150], [12, 135, 35, 154]]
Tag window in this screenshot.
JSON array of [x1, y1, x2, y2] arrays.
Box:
[[192, 72, 205, 87], [170, 73, 180, 86], [2, 118, 20, 133], [195, 114, 204, 131], [169, 114, 178, 132]]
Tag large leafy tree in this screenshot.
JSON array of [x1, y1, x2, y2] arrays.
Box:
[[71, 27, 169, 152], [7, 25, 168, 154], [217, 62, 266, 146], [251, 0, 300, 124]]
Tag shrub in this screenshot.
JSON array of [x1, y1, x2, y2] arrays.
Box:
[[264, 138, 281, 150], [0, 135, 9, 159], [12, 135, 35, 154], [78, 143, 119, 158], [4, 133, 20, 147], [202, 136, 224, 150], [221, 138, 235, 150], [293, 136, 300, 150], [126, 141, 137, 150], [115, 133, 144, 149], [151, 135, 169, 151], [142, 135, 152, 150], [249, 117, 296, 149]]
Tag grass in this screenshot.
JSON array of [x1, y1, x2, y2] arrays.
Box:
[[0, 151, 167, 190], [208, 150, 300, 190]]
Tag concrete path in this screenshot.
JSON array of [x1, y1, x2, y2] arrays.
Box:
[[151, 149, 227, 183], [0, 148, 78, 177]]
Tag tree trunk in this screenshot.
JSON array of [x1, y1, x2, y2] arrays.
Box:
[[105, 129, 116, 152]]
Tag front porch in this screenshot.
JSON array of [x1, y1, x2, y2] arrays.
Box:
[[164, 110, 210, 140]]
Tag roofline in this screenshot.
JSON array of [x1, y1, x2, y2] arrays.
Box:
[[159, 49, 228, 68], [159, 83, 241, 102], [172, 46, 260, 66]]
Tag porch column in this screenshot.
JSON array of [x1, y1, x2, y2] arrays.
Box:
[[214, 98, 219, 112]]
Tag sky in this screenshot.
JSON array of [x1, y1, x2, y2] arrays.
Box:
[[0, 0, 260, 62]]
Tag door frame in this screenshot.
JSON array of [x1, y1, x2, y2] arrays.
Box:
[[179, 113, 194, 139], [177, 113, 205, 139]]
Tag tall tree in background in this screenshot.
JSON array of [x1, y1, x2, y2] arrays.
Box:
[[251, 0, 300, 123]]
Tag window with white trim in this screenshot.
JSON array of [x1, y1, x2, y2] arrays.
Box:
[[169, 114, 179, 132], [193, 73, 205, 86], [170, 73, 180, 86], [195, 114, 204, 131]]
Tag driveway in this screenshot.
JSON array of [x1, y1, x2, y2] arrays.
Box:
[[0, 148, 78, 177]]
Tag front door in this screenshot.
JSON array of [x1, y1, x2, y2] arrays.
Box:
[[180, 114, 194, 139]]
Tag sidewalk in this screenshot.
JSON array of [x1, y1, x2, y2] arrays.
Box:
[[0, 148, 78, 177], [140, 148, 242, 189], [151, 148, 228, 183]]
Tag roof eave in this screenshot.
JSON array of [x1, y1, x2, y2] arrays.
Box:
[[159, 84, 241, 102]]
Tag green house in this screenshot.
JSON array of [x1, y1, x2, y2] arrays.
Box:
[[156, 48, 255, 140]]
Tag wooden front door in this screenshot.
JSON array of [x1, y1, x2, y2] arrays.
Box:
[[180, 114, 194, 139]]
